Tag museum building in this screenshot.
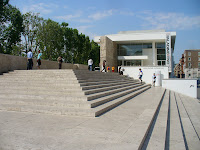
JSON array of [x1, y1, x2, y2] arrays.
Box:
[[94, 30, 176, 85]]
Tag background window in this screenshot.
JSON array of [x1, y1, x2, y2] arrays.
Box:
[[198, 57, 200, 61], [188, 57, 191, 61], [198, 62, 200, 67], [188, 52, 191, 56], [188, 62, 191, 67], [198, 52, 200, 56]]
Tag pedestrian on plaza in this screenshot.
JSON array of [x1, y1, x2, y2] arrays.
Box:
[[57, 56, 63, 69], [107, 65, 110, 72], [112, 66, 115, 72], [88, 58, 93, 71], [101, 60, 106, 72], [139, 68, 143, 83], [152, 73, 156, 87], [27, 49, 33, 70], [119, 67, 121, 75], [37, 50, 42, 69]]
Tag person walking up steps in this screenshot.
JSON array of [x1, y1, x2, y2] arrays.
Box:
[[101, 60, 106, 72], [139, 68, 143, 83], [152, 73, 156, 87], [88, 58, 93, 71]]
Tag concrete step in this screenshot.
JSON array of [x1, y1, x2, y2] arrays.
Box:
[[0, 103, 94, 117], [80, 80, 136, 86], [81, 80, 137, 90], [169, 91, 186, 150], [0, 85, 82, 91], [84, 82, 143, 95], [174, 92, 200, 150], [89, 84, 150, 108], [86, 83, 148, 100], [0, 80, 79, 84], [13, 69, 74, 73], [178, 94, 200, 137], [0, 93, 87, 101], [0, 82, 81, 87], [0, 89, 85, 96], [144, 90, 169, 150], [0, 98, 90, 108], [0, 77, 78, 81], [93, 86, 151, 117], [117, 88, 166, 149]]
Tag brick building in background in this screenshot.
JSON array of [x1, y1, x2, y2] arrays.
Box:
[[183, 49, 200, 78], [174, 54, 184, 78]]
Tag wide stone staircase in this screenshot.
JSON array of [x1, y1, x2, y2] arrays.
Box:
[[136, 89, 200, 150], [0, 69, 151, 117], [0, 69, 200, 149]]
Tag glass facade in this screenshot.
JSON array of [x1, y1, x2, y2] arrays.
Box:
[[156, 43, 166, 66], [117, 42, 167, 66], [117, 43, 152, 56]]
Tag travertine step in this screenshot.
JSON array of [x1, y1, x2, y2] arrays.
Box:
[[86, 83, 146, 100], [0, 69, 151, 117], [144, 90, 169, 150], [89, 84, 149, 108], [174, 92, 200, 150], [169, 91, 185, 150], [84, 82, 142, 95], [118, 88, 166, 149]]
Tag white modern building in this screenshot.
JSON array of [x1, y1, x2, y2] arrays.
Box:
[[94, 30, 176, 85]]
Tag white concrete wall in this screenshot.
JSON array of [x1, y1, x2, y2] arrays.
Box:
[[162, 79, 199, 99], [120, 66, 169, 85]]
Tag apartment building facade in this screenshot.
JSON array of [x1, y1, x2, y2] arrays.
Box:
[[184, 49, 200, 78]]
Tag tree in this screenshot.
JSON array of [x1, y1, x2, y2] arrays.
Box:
[[0, 0, 23, 54], [36, 19, 64, 61], [22, 12, 43, 53]]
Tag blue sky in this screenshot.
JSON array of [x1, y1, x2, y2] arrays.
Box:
[[10, 0, 200, 63]]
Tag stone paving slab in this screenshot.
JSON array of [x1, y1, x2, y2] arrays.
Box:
[[0, 88, 182, 150], [0, 87, 161, 150]]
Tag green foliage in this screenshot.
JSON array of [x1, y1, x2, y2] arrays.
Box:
[[0, 0, 23, 54], [0, 1, 100, 66]]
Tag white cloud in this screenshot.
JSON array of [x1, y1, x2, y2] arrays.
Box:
[[55, 14, 81, 21], [139, 12, 200, 30], [76, 25, 93, 34], [88, 9, 115, 20], [22, 3, 58, 15]]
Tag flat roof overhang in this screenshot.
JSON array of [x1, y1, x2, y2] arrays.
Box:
[[94, 31, 176, 49]]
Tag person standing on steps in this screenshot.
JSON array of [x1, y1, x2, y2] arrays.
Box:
[[88, 58, 93, 71], [152, 73, 156, 87], [139, 68, 143, 83], [27, 49, 33, 70], [37, 50, 42, 69], [57, 56, 63, 69], [101, 60, 106, 72]]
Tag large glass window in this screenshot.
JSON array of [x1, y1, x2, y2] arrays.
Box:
[[156, 44, 166, 66], [124, 60, 141, 66], [156, 43, 165, 49], [117, 43, 152, 56]]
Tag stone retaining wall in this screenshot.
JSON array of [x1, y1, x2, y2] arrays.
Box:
[[0, 54, 87, 74]]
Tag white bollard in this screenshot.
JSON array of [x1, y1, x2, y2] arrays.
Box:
[[155, 71, 161, 86]]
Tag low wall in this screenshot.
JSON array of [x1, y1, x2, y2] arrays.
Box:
[[120, 66, 169, 85], [162, 79, 199, 99], [0, 53, 87, 74]]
